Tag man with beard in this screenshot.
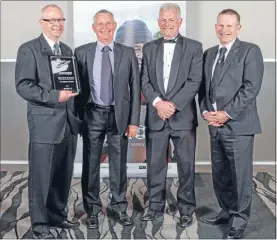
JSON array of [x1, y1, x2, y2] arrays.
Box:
[[141, 2, 203, 228]]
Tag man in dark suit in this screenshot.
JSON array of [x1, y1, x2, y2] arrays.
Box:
[[15, 4, 81, 239], [141, 2, 203, 228], [74, 9, 140, 228], [198, 9, 264, 239]]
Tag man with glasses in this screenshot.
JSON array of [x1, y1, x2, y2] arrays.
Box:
[[15, 4, 81, 239], [141, 2, 203, 227]]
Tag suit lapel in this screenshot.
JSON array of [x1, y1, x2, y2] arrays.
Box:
[[166, 37, 183, 94], [59, 42, 71, 56], [218, 38, 240, 85], [86, 42, 96, 88], [155, 38, 165, 95], [39, 34, 54, 86], [206, 46, 218, 95], [39, 34, 53, 56], [113, 43, 123, 79]]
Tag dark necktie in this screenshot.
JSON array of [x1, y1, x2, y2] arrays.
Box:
[[209, 47, 227, 103], [100, 46, 113, 105], [163, 34, 179, 44], [163, 39, 176, 43], [53, 42, 61, 55]]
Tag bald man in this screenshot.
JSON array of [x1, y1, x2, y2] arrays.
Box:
[[15, 4, 81, 239]]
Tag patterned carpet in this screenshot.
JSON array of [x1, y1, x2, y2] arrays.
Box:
[[0, 171, 276, 239]]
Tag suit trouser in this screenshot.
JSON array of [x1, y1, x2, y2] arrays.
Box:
[[81, 104, 128, 214], [28, 122, 77, 234], [210, 129, 254, 228], [146, 122, 196, 216]]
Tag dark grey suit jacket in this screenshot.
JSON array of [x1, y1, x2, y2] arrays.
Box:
[[15, 34, 82, 144], [198, 38, 264, 136], [74, 42, 140, 135], [141, 36, 203, 131]]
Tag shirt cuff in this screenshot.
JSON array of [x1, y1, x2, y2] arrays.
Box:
[[153, 97, 162, 107], [202, 110, 208, 119]]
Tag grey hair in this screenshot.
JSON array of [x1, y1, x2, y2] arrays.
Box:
[[41, 4, 62, 16], [93, 9, 114, 23], [159, 2, 181, 18]]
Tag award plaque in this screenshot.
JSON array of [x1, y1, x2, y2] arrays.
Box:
[[48, 55, 81, 93]]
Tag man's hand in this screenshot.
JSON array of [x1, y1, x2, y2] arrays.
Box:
[[125, 125, 138, 138], [155, 101, 175, 120], [203, 112, 222, 127], [214, 111, 230, 124], [203, 111, 230, 127], [203, 112, 218, 122], [59, 90, 78, 102], [208, 121, 223, 127], [157, 109, 167, 120]]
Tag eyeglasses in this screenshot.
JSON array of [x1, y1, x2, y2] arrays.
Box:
[[42, 18, 65, 24]]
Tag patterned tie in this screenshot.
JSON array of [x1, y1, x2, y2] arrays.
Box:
[[100, 46, 113, 105], [53, 42, 61, 55], [209, 47, 227, 103]]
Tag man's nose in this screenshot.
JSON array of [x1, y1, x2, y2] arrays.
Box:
[[53, 20, 60, 27], [164, 21, 170, 27]]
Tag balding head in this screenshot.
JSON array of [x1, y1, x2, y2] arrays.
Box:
[[41, 4, 63, 18], [39, 4, 65, 42]]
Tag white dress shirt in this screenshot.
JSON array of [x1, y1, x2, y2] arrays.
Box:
[[153, 38, 177, 107], [43, 33, 60, 53]]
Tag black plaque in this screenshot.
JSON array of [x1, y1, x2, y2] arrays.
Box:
[[49, 55, 81, 93]]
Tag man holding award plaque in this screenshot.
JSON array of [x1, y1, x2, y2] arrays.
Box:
[[15, 4, 81, 239], [74, 9, 140, 228]]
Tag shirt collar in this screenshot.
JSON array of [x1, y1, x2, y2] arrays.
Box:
[[163, 33, 179, 42], [97, 40, 114, 51], [43, 33, 60, 50], [218, 38, 236, 53]]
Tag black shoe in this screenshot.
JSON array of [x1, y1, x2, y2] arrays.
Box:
[[54, 219, 80, 229], [86, 213, 99, 229], [178, 215, 193, 228], [107, 208, 133, 226], [33, 230, 55, 239], [141, 209, 163, 221], [201, 215, 229, 225], [226, 227, 245, 239]]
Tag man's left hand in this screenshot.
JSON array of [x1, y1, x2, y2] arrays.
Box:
[[214, 111, 230, 124], [125, 125, 138, 138]]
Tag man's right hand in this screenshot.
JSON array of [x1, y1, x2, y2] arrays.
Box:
[[203, 112, 223, 127], [58, 90, 79, 102], [155, 101, 176, 119]]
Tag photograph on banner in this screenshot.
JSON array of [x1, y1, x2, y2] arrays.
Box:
[[73, 1, 186, 163]]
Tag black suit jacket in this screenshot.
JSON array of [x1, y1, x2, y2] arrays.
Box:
[[74, 42, 140, 135], [141, 36, 203, 131], [198, 38, 264, 136], [15, 34, 82, 144]]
